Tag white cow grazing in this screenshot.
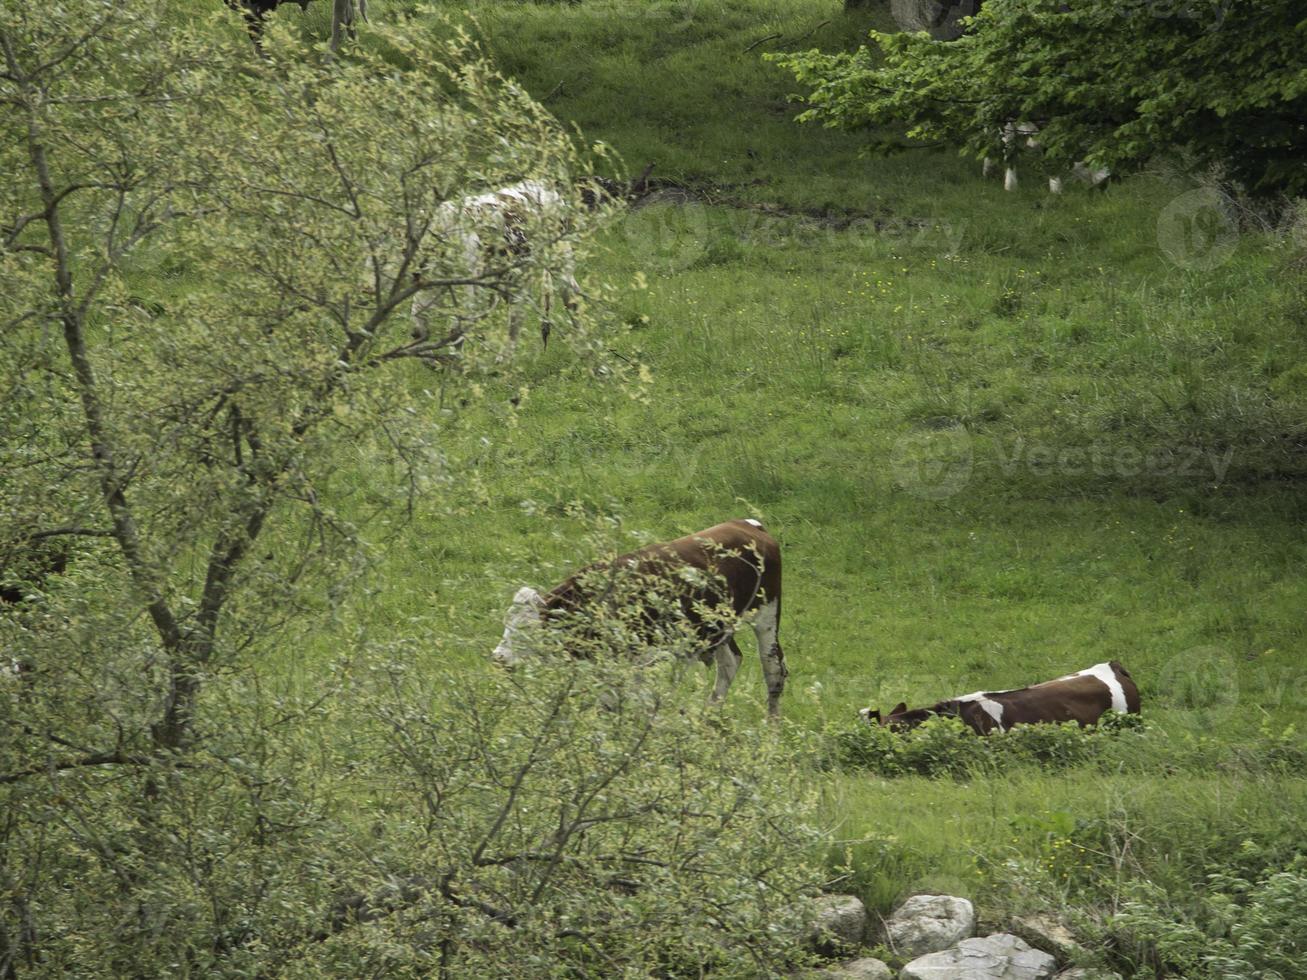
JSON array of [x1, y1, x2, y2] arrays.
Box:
[[982, 121, 1110, 194], [411, 179, 580, 361]]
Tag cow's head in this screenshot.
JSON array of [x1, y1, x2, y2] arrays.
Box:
[[492, 586, 546, 666], [859, 701, 940, 730]]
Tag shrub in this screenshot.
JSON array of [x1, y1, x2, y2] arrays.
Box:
[[1, 647, 829, 977], [828, 712, 1149, 779], [1115, 860, 1307, 979]]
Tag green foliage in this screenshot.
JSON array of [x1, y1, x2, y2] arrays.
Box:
[[1116, 859, 1307, 979], [0, 0, 614, 761], [302, 652, 825, 978], [5, 0, 1307, 973], [829, 714, 1149, 778], [831, 715, 984, 778], [772, 0, 1307, 197], [1, 650, 826, 976], [0, 2, 745, 973]]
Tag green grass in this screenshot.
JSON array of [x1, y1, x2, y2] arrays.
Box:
[[274, 0, 1307, 969]]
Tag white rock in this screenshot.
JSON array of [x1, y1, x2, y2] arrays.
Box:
[[886, 894, 976, 958], [900, 933, 1059, 980], [809, 893, 869, 952]]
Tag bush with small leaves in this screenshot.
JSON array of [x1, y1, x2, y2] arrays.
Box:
[[830, 712, 1153, 779], [1115, 860, 1307, 979]]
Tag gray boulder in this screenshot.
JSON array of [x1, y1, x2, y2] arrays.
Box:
[[809, 893, 869, 953], [900, 933, 1058, 980], [1010, 915, 1083, 960], [886, 895, 976, 958], [805, 957, 895, 979]]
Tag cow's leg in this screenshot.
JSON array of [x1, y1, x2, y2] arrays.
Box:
[[410, 284, 434, 342], [999, 123, 1018, 192], [1049, 175, 1064, 194], [710, 635, 744, 703], [560, 243, 581, 319], [540, 277, 553, 348], [499, 302, 522, 363], [982, 156, 996, 179], [750, 599, 786, 719]]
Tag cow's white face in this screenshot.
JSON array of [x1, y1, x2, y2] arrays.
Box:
[[492, 586, 546, 666]]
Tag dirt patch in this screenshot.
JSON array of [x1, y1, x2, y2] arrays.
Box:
[[629, 176, 925, 232]]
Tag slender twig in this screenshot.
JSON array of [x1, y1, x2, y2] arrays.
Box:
[[778, 19, 830, 49], [743, 33, 782, 54], [0, 752, 158, 786], [15, 527, 113, 541]]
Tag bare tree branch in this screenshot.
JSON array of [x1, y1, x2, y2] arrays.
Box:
[[0, 752, 156, 786]]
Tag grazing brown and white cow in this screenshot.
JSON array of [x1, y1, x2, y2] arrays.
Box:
[[411, 179, 581, 360], [861, 661, 1140, 734], [493, 519, 788, 718]]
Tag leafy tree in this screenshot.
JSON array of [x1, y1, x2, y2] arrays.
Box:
[[1, 0, 599, 764], [0, 5, 827, 974], [773, 0, 1307, 198]]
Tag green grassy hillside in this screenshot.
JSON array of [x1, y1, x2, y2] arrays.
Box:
[[287, 0, 1307, 971]]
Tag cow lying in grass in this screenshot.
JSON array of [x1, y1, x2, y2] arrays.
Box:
[[492, 519, 788, 718], [861, 661, 1140, 734]]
